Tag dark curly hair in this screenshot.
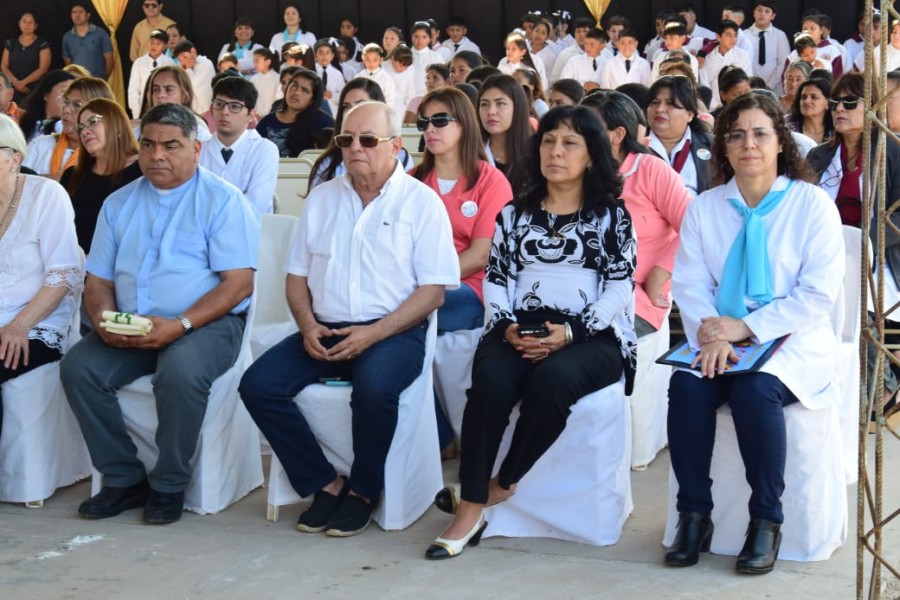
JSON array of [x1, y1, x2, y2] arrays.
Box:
[[516, 105, 624, 218], [711, 91, 817, 185]]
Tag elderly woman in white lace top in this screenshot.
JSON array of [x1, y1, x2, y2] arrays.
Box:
[[0, 113, 83, 432]]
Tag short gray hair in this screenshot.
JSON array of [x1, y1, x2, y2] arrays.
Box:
[[0, 113, 27, 158], [342, 100, 401, 137], [140, 103, 198, 140]]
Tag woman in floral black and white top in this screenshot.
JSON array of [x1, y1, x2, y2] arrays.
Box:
[[425, 105, 637, 560]]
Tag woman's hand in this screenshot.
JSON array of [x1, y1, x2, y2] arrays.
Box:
[[691, 340, 738, 378], [0, 321, 30, 370], [697, 316, 752, 345], [643, 266, 672, 309], [505, 323, 547, 362]]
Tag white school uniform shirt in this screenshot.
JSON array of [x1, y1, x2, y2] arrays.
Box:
[[218, 42, 264, 75], [127, 52, 174, 118], [432, 43, 453, 62], [650, 51, 700, 82], [644, 36, 665, 62], [287, 160, 460, 323], [353, 68, 401, 117], [648, 130, 698, 198], [559, 53, 606, 87], [600, 53, 651, 89], [672, 176, 844, 410], [441, 37, 481, 56], [316, 64, 346, 116], [784, 50, 833, 74], [853, 44, 900, 74], [340, 59, 362, 80], [411, 47, 445, 96], [689, 24, 717, 44], [268, 29, 317, 54], [549, 44, 584, 83], [199, 128, 280, 214], [497, 54, 548, 86], [737, 29, 757, 62], [745, 23, 790, 94], [844, 35, 865, 67], [185, 55, 215, 114], [384, 63, 417, 113], [251, 69, 281, 116], [701, 46, 752, 110], [532, 44, 558, 76]]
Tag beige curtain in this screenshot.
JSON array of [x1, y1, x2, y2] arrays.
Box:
[[583, 0, 613, 28], [91, 0, 128, 107]]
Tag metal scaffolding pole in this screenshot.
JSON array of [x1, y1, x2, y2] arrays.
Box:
[[859, 1, 900, 598]]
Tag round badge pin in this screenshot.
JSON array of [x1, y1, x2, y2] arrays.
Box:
[[696, 148, 712, 161], [461, 200, 478, 217]]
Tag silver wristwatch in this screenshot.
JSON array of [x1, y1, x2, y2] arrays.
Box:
[[176, 314, 194, 335]]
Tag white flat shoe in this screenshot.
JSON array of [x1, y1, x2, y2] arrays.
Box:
[[425, 516, 488, 560]]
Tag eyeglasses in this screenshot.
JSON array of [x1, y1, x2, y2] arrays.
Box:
[[76, 114, 103, 135], [211, 99, 248, 114], [58, 95, 85, 112], [723, 127, 777, 147], [416, 112, 458, 131], [829, 96, 861, 111], [333, 133, 395, 148], [143, 3, 159, 8]]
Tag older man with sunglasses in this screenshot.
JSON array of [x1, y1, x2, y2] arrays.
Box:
[[239, 101, 459, 537], [129, 0, 175, 62]]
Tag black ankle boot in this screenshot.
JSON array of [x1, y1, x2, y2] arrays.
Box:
[[664, 511, 714, 567], [736, 518, 781, 574]]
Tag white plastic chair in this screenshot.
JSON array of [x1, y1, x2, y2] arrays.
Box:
[[628, 314, 671, 469], [0, 297, 90, 506], [483, 376, 632, 546], [265, 313, 442, 531], [250, 214, 299, 360], [90, 300, 264, 515], [274, 157, 316, 217], [662, 401, 848, 561], [837, 225, 864, 485], [433, 327, 482, 440]]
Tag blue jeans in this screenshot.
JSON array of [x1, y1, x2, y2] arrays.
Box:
[[437, 284, 484, 334], [239, 321, 426, 500]]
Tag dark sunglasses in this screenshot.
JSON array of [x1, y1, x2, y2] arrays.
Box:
[[333, 133, 395, 148], [828, 96, 861, 111], [416, 112, 458, 131]]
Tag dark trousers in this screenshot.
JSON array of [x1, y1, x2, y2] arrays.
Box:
[[667, 371, 799, 524], [0, 339, 63, 436], [458, 331, 623, 504], [238, 321, 426, 500]]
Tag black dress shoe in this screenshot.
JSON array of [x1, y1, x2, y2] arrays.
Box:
[[664, 511, 714, 567], [143, 489, 185, 525], [78, 479, 151, 519], [297, 476, 350, 533], [434, 484, 461, 515], [736, 518, 781, 574]]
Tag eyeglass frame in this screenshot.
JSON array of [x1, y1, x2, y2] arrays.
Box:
[[333, 133, 396, 148], [416, 112, 458, 131], [211, 98, 249, 114], [722, 127, 778, 148], [76, 114, 104, 135], [828, 96, 862, 111], [57, 94, 85, 113]]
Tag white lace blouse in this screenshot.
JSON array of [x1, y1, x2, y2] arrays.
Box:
[[0, 175, 83, 351]]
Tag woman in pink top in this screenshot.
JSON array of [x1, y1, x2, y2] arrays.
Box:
[[583, 91, 691, 336], [411, 86, 513, 333]]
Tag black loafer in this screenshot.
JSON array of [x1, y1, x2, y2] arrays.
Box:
[[143, 489, 185, 525], [664, 511, 714, 567], [78, 479, 151, 519], [297, 476, 350, 533], [324, 494, 377, 537], [736, 518, 781, 574]]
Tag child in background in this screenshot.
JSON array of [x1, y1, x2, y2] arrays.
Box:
[[334, 36, 361, 79], [559, 28, 609, 91], [340, 16, 364, 60], [404, 63, 451, 124], [383, 27, 404, 54], [442, 16, 481, 55], [251, 47, 281, 116], [353, 43, 400, 116], [650, 20, 700, 81], [793, 33, 832, 71], [128, 29, 174, 118], [314, 39, 346, 115], [386, 45, 417, 114], [497, 33, 548, 86], [410, 21, 445, 95], [218, 53, 239, 73]]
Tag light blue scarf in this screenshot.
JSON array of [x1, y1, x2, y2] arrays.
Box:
[[233, 41, 252, 59], [716, 181, 793, 318]]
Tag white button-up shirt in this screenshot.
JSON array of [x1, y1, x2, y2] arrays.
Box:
[[702, 46, 753, 109], [199, 129, 280, 214], [649, 130, 699, 198], [288, 161, 459, 323]]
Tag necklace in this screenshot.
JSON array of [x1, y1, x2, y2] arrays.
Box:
[[0, 174, 22, 237], [542, 201, 580, 239]]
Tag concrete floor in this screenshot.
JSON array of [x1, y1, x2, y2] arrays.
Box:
[[2, 442, 898, 600]]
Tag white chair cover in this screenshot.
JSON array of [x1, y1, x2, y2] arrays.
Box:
[[432, 327, 481, 440], [837, 226, 863, 485], [266, 313, 442, 531], [483, 376, 633, 546], [0, 291, 89, 506], [250, 214, 299, 360], [90, 301, 264, 515], [662, 402, 848, 561], [628, 315, 671, 468]]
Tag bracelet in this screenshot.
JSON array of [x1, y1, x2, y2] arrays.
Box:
[[564, 321, 573, 345]]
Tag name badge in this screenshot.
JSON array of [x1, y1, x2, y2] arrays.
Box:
[[461, 200, 478, 217], [696, 148, 711, 161]]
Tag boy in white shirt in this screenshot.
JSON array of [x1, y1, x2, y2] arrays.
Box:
[[250, 48, 281, 116], [313, 39, 346, 116], [746, 0, 790, 94], [560, 28, 609, 91], [721, 5, 758, 59], [174, 40, 215, 114], [550, 17, 595, 83], [384, 45, 417, 112], [601, 28, 650, 88], [441, 16, 481, 56], [701, 20, 752, 110], [678, 3, 716, 42], [651, 21, 700, 82], [353, 44, 400, 116], [128, 29, 174, 119]]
